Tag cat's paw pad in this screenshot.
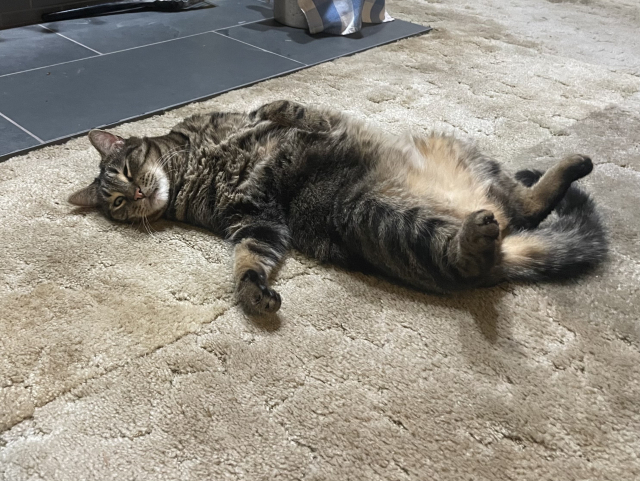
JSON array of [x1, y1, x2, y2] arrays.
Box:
[[469, 209, 500, 241], [562, 154, 593, 180], [238, 269, 282, 314], [253, 286, 281, 314]]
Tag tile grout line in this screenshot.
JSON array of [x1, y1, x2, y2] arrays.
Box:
[[0, 18, 271, 79], [107, 30, 220, 55], [0, 112, 45, 144], [38, 24, 103, 55], [212, 31, 307, 66], [0, 57, 94, 79], [104, 17, 274, 56]]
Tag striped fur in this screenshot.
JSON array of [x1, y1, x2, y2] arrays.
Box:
[[69, 101, 607, 314]]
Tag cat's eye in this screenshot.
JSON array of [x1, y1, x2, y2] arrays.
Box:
[[113, 196, 125, 208]]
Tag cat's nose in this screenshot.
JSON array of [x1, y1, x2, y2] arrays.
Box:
[[134, 187, 145, 200]]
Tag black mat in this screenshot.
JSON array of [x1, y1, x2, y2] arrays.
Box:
[[0, 0, 430, 161]]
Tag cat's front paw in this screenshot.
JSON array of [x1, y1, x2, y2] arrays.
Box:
[[237, 269, 282, 315]]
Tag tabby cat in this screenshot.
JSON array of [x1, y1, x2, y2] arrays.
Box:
[[69, 100, 607, 314]]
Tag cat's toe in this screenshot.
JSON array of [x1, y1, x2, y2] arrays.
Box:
[[250, 286, 281, 314], [263, 288, 281, 313], [473, 209, 496, 226], [309, 118, 331, 133]]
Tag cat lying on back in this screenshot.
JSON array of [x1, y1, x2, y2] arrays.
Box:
[[70, 100, 607, 314]]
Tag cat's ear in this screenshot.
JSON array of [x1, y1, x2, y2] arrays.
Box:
[[88, 129, 124, 158], [68, 178, 100, 207]]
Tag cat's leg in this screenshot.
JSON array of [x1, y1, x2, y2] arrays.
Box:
[[446, 210, 500, 280], [230, 219, 290, 314], [336, 194, 500, 291], [250, 100, 332, 132], [510, 154, 593, 228]]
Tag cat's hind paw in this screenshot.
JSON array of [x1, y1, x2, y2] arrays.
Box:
[[453, 210, 500, 279], [561, 154, 593, 181], [466, 209, 500, 245]]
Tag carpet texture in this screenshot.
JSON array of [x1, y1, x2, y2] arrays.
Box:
[[1, 0, 639, 479]]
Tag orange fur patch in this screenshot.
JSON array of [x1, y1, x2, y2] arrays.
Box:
[[500, 234, 547, 267], [376, 134, 509, 232]]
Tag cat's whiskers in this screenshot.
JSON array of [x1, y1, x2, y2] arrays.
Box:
[[149, 147, 189, 179], [132, 217, 145, 234], [141, 214, 156, 239]]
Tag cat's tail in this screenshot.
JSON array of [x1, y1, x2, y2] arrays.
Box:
[[494, 169, 607, 283]]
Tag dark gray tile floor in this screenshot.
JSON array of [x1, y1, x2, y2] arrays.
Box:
[[0, 0, 430, 161], [0, 32, 300, 142], [41, 0, 272, 53], [0, 24, 96, 76]]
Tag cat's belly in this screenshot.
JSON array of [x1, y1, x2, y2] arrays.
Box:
[[375, 134, 510, 232]]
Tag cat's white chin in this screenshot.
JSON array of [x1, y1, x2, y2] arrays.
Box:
[[145, 172, 170, 220]]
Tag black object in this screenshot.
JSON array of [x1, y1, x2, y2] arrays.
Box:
[[42, 0, 212, 22]]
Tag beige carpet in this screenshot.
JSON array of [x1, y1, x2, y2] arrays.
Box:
[[1, 1, 639, 479]]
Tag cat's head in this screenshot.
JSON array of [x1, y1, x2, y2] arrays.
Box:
[[69, 130, 170, 223]]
